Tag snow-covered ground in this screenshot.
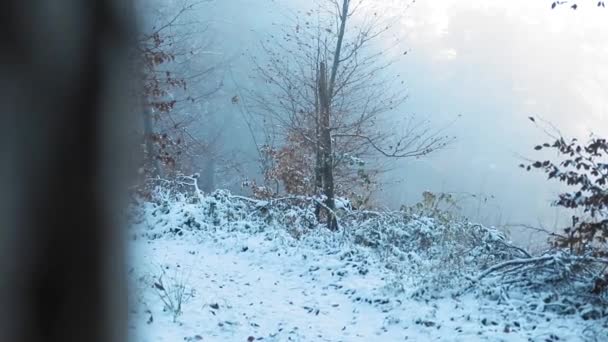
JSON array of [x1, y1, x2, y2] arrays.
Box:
[[127, 193, 605, 341]]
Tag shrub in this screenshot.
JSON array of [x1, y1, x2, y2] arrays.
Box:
[[523, 122, 608, 294], [152, 266, 195, 322]]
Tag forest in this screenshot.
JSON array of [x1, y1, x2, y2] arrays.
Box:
[[104, 0, 608, 340], [10, 0, 608, 341]]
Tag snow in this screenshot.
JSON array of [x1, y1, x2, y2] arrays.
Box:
[[127, 190, 607, 341]]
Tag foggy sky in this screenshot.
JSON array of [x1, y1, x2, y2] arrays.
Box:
[[378, 0, 608, 246], [190, 0, 608, 246]]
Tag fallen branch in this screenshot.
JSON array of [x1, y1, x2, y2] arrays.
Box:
[[475, 255, 555, 282]]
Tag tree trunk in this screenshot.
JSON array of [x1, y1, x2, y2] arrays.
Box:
[[201, 157, 215, 193], [314, 93, 323, 221], [143, 107, 163, 178], [314, 137, 323, 220], [329, 0, 350, 94], [315, 0, 350, 231], [1, 1, 131, 341], [318, 62, 337, 230]]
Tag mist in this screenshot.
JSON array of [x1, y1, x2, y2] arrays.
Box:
[[124, 1, 608, 339], [139, 0, 608, 246], [380, 0, 608, 245], [5, 1, 608, 340]]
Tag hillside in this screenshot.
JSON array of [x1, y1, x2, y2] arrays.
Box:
[[127, 185, 607, 341]]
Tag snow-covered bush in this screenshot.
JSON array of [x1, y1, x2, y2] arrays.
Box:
[[472, 250, 608, 319], [345, 208, 522, 295], [133, 177, 321, 239], [503, 127, 608, 318], [131, 178, 607, 319], [133, 179, 516, 293]]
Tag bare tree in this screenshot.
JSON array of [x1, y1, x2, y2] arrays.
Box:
[[250, 0, 452, 229], [136, 0, 225, 182]]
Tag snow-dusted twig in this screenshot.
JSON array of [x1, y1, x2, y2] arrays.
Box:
[[152, 266, 195, 323], [229, 194, 342, 229], [475, 255, 556, 282]]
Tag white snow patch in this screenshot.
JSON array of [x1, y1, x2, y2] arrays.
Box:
[[127, 192, 604, 341]]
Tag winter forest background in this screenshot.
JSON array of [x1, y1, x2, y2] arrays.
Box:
[[128, 1, 608, 340], [135, 0, 608, 247]]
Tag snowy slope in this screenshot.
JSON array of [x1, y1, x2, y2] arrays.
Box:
[[127, 195, 604, 341]]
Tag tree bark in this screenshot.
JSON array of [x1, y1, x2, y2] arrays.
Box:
[[314, 126, 323, 220], [201, 157, 215, 193], [317, 0, 350, 231], [314, 73, 323, 220], [318, 62, 337, 230], [143, 107, 163, 178], [329, 0, 350, 95]]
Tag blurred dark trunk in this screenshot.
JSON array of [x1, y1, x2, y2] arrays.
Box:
[[0, 1, 132, 342]]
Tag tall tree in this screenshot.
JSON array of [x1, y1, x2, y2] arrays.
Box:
[[251, 0, 451, 228]]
